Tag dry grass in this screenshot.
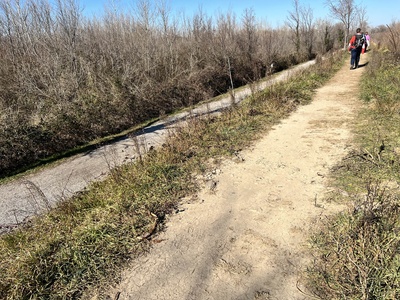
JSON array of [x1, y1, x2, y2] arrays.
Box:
[[307, 49, 400, 299]]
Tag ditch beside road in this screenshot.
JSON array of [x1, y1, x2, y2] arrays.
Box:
[[0, 60, 315, 230]]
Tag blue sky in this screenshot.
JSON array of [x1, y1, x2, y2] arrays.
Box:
[[81, 0, 399, 29]]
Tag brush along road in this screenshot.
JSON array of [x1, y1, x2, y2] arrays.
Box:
[[0, 60, 315, 231]]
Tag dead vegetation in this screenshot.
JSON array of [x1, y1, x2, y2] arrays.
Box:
[[0, 0, 339, 178]]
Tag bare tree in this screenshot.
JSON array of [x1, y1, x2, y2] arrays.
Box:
[[287, 0, 316, 59], [356, 5, 368, 30], [286, 0, 301, 54], [215, 10, 238, 58], [315, 19, 335, 53], [215, 11, 238, 89], [300, 5, 315, 59], [325, 0, 358, 48], [386, 23, 400, 56], [241, 8, 258, 64]]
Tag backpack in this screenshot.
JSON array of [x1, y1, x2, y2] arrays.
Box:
[[352, 34, 365, 48]]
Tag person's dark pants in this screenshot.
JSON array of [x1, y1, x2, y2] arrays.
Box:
[[350, 47, 362, 68]]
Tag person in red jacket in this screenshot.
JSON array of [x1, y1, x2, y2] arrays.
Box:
[[348, 28, 366, 70]]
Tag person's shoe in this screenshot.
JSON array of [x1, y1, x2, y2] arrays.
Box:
[[350, 65, 354, 70]]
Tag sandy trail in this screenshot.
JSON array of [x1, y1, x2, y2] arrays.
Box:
[[108, 55, 366, 300]]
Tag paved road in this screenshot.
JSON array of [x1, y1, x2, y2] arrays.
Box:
[[0, 60, 315, 231]]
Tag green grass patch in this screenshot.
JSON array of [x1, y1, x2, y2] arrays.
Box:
[[0, 53, 343, 300], [307, 50, 400, 299]]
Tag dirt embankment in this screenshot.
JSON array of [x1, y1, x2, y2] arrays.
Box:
[[107, 55, 365, 300]]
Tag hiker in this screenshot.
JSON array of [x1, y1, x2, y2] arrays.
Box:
[[365, 31, 371, 52], [348, 28, 366, 70]]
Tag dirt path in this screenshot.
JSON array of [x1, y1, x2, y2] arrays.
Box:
[[107, 55, 366, 300]]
